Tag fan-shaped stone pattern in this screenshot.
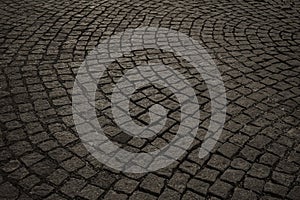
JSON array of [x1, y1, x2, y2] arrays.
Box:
[[0, 0, 299, 199]]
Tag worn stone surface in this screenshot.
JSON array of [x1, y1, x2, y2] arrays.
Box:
[[0, 0, 299, 199]]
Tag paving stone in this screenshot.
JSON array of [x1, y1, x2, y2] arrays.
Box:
[[187, 178, 210, 195], [275, 160, 299, 174], [243, 176, 265, 192], [54, 131, 77, 145], [129, 191, 156, 200], [29, 132, 49, 144], [248, 135, 272, 149], [140, 173, 165, 194], [287, 151, 300, 165], [60, 178, 86, 198], [21, 152, 44, 167], [196, 167, 220, 182], [114, 177, 139, 194], [30, 183, 54, 197], [158, 188, 181, 200], [179, 160, 199, 175], [267, 142, 288, 157], [287, 186, 300, 200], [47, 168, 69, 185], [217, 142, 240, 158], [31, 159, 57, 176], [168, 172, 190, 193], [38, 140, 59, 151], [0, 182, 19, 200], [259, 153, 279, 166], [69, 143, 89, 157], [7, 167, 29, 180], [277, 136, 294, 148], [182, 190, 205, 200], [247, 163, 271, 179], [77, 165, 97, 179], [207, 154, 231, 171], [264, 181, 289, 197], [260, 195, 282, 200], [48, 147, 72, 162], [271, 171, 294, 187], [209, 179, 233, 199], [78, 184, 104, 200], [19, 175, 40, 190], [231, 188, 258, 200], [231, 158, 251, 171], [44, 194, 67, 200], [1, 160, 21, 173], [221, 169, 245, 184], [104, 190, 128, 200], [18, 193, 35, 200], [61, 156, 85, 172], [91, 171, 117, 189], [9, 141, 33, 156], [240, 145, 262, 162]]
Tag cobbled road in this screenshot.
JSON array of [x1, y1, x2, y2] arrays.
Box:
[[0, 0, 300, 199]]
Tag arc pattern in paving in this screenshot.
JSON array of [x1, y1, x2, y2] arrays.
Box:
[[0, 0, 299, 199]]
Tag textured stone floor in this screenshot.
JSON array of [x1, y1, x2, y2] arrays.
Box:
[[0, 0, 300, 199]]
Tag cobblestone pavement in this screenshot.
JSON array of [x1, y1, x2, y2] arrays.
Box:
[[1, 0, 300, 199]]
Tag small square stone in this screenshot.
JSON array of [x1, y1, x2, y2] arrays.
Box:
[[77, 165, 96, 179], [243, 177, 265, 192], [247, 163, 271, 179], [91, 171, 117, 189], [271, 171, 294, 187], [187, 178, 210, 195], [221, 169, 245, 183], [179, 161, 199, 175], [140, 174, 165, 194], [287, 186, 300, 200], [182, 190, 205, 200], [231, 158, 251, 171], [30, 183, 54, 197], [196, 168, 220, 182], [259, 153, 279, 166], [54, 131, 77, 146], [104, 190, 128, 200], [78, 184, 104, 200], [207, 154, 230, 171], [158, 188, 181, 200], [129, 191, 156, 200], [248, 135, 271, 149], [217, 142, 240, 158], [231, 188, 257, 200], [114, 177, 139, 194], [61, 156, 85, 172], [48, 147, 72, 162], [168, 172, 190, 193], [264, 181, 288, 197], [209, 179, 233, 199], [19, 175, 40, 190], [240, 146, 261, 162], [60, 178, 86, 198], [47, 168, 68, 185]]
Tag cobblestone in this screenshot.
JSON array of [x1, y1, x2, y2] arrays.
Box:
[[231, 188, 257, 200], [0, 0, 299, 199], [247, 163, 271, 179], [187, 178, 210, 195], [244, 176, 265, 193], [209, 179, 233, 198], [140, 174, 165, 194]]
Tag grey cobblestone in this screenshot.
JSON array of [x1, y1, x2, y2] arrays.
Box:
[[0, 0, 299, 199]]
